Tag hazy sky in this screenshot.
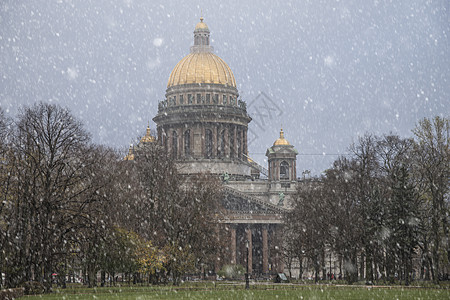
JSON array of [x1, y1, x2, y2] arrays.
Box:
[[1, 0, 449, 175]]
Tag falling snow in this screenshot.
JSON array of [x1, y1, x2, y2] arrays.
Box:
[[0, 0, 448, 175]]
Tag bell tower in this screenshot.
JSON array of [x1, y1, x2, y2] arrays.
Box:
[[266, 129, 298, 205]]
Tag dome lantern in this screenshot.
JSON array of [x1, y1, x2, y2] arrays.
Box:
[[166, 17, 237, 88], [191, 17, 213, 53], [273, 128, 290, 146]]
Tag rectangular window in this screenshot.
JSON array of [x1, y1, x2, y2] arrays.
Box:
[[197, 94, 201, 104], [173, 96, 176, 105], [206, 94, 210, 104], [214, 94, 219, 104], [179, 95, 184, 104], [223, 95, 227, 105], [188, 94, 193, 104]]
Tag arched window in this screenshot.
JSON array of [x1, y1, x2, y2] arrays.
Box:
[[280, 161, 289, 180], [205, 129, 213, 158], [184, 130, 191, 157], [172, 131, 178, 159]]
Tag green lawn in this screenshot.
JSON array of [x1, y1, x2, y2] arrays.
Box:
[[19, 284, 449, 300]]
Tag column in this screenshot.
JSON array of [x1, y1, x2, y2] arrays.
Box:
[[213, 125, 217, 158], [232, 125, 238, 157], [178, 127, 182, 159], [269, 161, 272, 181], [246, 227, 252, 274], [275, 226, 284, 273], [167, 128, 172, 156], [225, 127, 229, 158], [230, 225, 236, 265], [293, 160, 297, 179], [262, 225, 269, 275], [201, 127, 205, 158], [157, 127, 162, 144], [243, 129, 248, 157], [237, 127, 242, 159]]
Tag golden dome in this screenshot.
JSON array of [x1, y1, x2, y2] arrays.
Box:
[[167, 52, 236, 88], [140, 125, 156, 143], [195, 17, 209, 31], [273, 128, 290, 146]]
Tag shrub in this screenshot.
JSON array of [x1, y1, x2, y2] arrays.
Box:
[[217, 264, 245, 280], [22, 281, 45, 295], [0, 287, 24, 300]]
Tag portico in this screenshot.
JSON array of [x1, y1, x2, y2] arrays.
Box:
[[220, 187, 285, 276]]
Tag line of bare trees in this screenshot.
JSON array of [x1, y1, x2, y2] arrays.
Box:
[[284, 116, 449, 285], [0, 103, 224, 291]]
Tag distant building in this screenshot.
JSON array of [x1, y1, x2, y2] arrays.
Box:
[[128, 18, 300, 277]]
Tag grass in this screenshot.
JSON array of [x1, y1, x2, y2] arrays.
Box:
[[19, 283, 449, 299]]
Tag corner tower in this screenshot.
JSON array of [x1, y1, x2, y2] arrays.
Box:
[[153, 18, 252, 177]]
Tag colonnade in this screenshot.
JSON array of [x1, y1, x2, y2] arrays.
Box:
[[228, 224, 283, 276], [159, 124, 248, 160]]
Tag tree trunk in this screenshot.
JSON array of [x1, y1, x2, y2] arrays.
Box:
[[360, 252, 365, 281], [366, 248, 373, 283], [101, 271, 106, 287], [288, 258, 292, 279], [88, 266, 97, 288], [298, 256, 303, 279], [321, 249, 326, 280]]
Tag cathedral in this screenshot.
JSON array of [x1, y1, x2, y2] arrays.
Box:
[[127, 18, 299, 277]]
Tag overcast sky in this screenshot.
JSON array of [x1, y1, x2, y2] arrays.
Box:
[[1, 0, 448, 175]]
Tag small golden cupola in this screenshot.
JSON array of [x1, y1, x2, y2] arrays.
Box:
[[140, 125, 156, 144], [124, 145, 135, 161], [273, 128, 290, 146], [194, 16, 209, 31], [266, 128, 298, 183]]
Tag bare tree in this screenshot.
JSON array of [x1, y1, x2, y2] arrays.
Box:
[[323, 157, 363, 283], [116, 142, 223, 284], [287, 178, 330, 282], [0, 107, 13, 288], [3, 102, 100, 289], [376, 135, 420, 285], [413, 116, 449, 282]]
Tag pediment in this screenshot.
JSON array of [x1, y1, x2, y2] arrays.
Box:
[[266, 145, 298, 156], [221, 187, 284, 215]]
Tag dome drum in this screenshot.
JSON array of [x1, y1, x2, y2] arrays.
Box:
[[153, 105, 251, 126], [162, 85, 239, 110], [166, 82, 238, 95]]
